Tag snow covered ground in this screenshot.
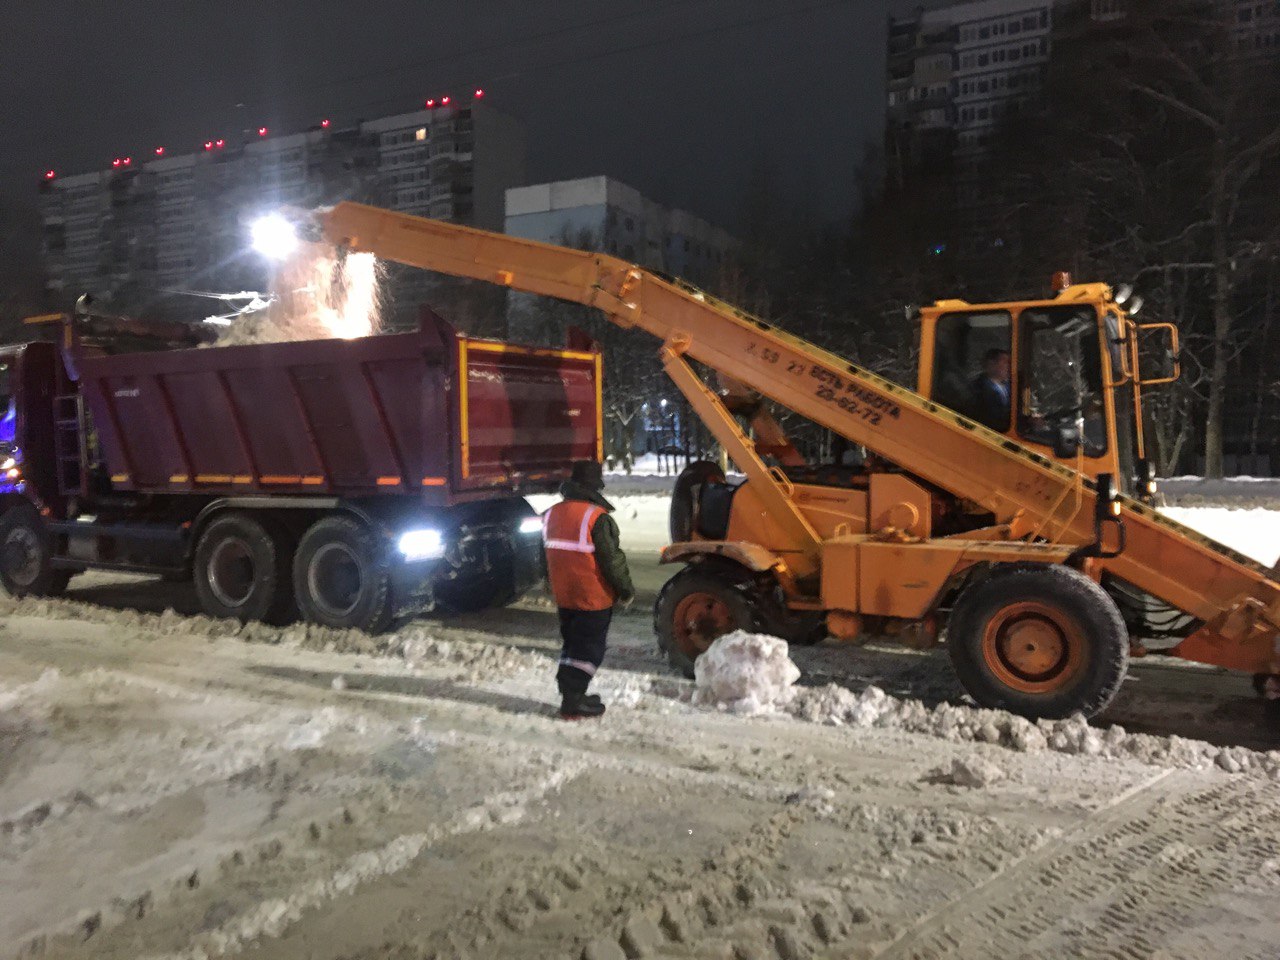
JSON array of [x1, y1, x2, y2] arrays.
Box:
[[1163, 506, 1280, 566], [3, 490, 1280, 957]]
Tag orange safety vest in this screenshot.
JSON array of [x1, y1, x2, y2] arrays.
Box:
[[542, 500, 616, 611]]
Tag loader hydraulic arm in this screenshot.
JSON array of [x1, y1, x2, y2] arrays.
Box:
[[317, 202, 1280, 674]]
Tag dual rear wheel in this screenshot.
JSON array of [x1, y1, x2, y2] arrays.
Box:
[[194, 512, 393, 632]]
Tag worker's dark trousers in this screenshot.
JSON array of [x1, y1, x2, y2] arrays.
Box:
[[556, 607, 613, 697]]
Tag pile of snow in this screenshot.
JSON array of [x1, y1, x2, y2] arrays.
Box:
[[789, 682, 1280, 780], [692, 631, 800, 715], [931, 755, 1006, 788]]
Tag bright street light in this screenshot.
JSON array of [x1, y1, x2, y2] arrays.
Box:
[[250, 214, 299, 260]]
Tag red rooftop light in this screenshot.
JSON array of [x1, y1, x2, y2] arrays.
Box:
[[204, 141, 214, 151], [155, 146, 166, 156], [123, 157, 132, 166], [215, 139, 225, 148], [425, 98, 436, 108], [44, 170, 56, 180], [474, 88, 485, 99], [441, 95, 451, 105], [112, 158, 122, 168], [257, 126, 268, 137], [321, 118, 331, 128]]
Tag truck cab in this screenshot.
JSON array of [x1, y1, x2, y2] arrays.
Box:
[[916, 278, 1177, 499]]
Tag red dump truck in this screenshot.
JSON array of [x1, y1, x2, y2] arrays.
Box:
[[0, 309, 602, 631]]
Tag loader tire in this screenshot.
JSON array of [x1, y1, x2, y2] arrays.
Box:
[[293, 516, 394, 634], [0, 505, 70, 598], [669, 461, 726, 543], [947, 564, 1128, 720], [194, 513, 294, 625], [655, 564, 763, 678]]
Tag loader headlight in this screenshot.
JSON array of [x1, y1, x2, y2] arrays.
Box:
[[519, 516, 544, 536], [250, 214, 299, 260], [398, 528, 445, 562], [0, 457, 15, 471]]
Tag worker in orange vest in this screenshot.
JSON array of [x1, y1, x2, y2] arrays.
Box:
[[542, 460, 634, 720]]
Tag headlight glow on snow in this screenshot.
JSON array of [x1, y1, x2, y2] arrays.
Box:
[[250, 214, 299, 260], [398, 528, 445, 562], [519, 517, 544, 536]]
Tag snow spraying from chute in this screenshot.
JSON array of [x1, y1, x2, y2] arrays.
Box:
[[211, 217, 385, 345]]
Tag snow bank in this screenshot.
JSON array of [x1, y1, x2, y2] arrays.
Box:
[[789, 683, 1280, 780], [1161, 506, 1280, 566], [692, 631, 800, 715]]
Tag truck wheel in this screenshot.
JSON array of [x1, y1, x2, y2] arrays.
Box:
[[947, 564, 1128, 720], [293, 516, 394, 633], [0, 505, 71, 598], [655, 565, 762, 678], [435, 501, 538, 614], [194, 513, 294, 625]]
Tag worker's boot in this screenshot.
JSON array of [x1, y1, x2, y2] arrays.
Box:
[[560, 691, 606, 720]]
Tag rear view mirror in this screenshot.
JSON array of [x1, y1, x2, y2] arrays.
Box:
[[1053, 427, 1081, 459], [1137, 323, 1180, 386]]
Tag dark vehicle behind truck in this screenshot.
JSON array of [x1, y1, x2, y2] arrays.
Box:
[[0, 309, 602, 631]]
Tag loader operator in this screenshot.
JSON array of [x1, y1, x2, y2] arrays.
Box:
[[971, 348, 1012, 432], [542, 460, 635, 720]]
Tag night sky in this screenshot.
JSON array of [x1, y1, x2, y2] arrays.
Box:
[[1, 0, 893, 242]]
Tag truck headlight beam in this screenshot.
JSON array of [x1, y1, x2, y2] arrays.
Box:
[[398, 528, 445, 562]]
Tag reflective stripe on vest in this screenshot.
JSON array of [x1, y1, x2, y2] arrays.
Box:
[[542, 505, 599, 554], [542, 500, 615, 611]]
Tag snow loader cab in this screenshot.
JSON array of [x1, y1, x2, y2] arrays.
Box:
[[917, 279, 1178, 501]]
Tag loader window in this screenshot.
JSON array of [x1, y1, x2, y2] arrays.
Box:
[[931, 310, 1012, 431], [1018, 306, 1107, 457]]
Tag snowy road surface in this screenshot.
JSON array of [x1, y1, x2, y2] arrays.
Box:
[[3, 498, 1280, 957]]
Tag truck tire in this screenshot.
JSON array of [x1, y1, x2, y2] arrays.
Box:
[[435, 500, 539, 614], [194, 513, 294, 625], [946, 564, 1128, 720], [0, 505, 71, 598], [293, 516, 394, 633], [655, 564, 764, 678]]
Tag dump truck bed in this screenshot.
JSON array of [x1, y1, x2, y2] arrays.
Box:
[[76, 320, 602, 504]]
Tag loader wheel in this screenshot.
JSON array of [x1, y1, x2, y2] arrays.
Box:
[[294, 516, 394, 633], [656, 565, 761, 678], [669, 461, 726, 543], [0, 505, 71, 598], [194, 513, 294, 625], [947, 565, 1128, 720]]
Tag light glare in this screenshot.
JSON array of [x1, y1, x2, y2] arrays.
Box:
[[398, 529, 445, 562], [250, 214, 299, 260]]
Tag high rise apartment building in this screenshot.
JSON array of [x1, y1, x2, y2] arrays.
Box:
[[39, 97, 525, 328]]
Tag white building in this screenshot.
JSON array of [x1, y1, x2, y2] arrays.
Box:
[[504, 177, 736, 284], [503, 176, 737, 343]]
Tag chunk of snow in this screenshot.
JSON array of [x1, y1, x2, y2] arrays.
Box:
[[692, 631, 800, 715]]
